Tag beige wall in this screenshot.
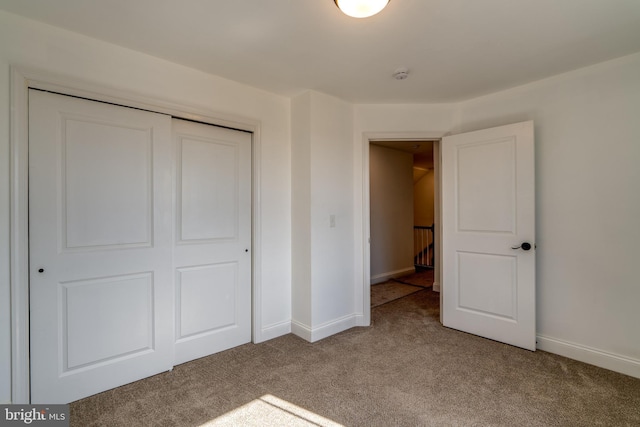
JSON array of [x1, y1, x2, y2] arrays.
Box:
[[369, 145, 414, 283], [413, 169, 434, 227]]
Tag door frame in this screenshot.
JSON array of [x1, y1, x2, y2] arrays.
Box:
[[360, 131, 447, 327], [9, 66, 263, 403]]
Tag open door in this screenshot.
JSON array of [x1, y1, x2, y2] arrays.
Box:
[[442, 121, 535, 350]]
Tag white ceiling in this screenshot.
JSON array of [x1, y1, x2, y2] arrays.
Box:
[[1, 0, 640, 103]]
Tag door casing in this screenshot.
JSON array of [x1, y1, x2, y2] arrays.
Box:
[[9, 66, 263, 403]]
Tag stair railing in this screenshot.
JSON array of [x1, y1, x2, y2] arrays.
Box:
[[414, 225, 435, 268]]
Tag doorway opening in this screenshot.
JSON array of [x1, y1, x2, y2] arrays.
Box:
[[361, 121, 536, 350], [368, 139, 441, 311]]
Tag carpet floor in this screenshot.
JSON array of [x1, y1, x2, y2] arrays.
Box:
[[393, 269, 434, 288], [370, 281, 422, 307], [71, 290, 640, 426], [371, 269, 434, 307]]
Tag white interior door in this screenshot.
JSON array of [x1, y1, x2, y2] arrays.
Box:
[[29, 90, 174, 403], [442, 121, 536, 350], [172, 119, 252, 365]]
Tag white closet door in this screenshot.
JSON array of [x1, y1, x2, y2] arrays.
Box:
[[172, 119, 252, 365], [29, 90, 174, 403]]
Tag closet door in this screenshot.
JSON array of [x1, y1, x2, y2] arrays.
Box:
[[29, 90, 174, 403], [172, 119, 252, 365]]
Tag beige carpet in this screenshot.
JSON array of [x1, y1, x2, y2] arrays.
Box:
[[70, 290, 640, 426], [370, 281, 422, 307], [394, 269, 434, 288]]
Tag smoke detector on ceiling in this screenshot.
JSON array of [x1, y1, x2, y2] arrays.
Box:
[[393, 67, 409, 80]]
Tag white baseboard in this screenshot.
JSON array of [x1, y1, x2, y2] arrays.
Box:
[[354, 313, 368, 327], [370, 267, 415, 285], [432, 282, 440, 292], [291, 314, 359, 343], [537, 335, 640, 379], [291, 320, 312, 342], [256, 320, 291, 343]]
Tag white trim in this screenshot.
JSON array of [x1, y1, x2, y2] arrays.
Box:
[[370, 267, 415, 285], [290, 320, 312, 342], [537, 335, 640, 379], [258, 320, 291, 343], [250, 127, 264, 344], [432, 282, 441, 292], [9, 66, 264, 403], [309, 314, 358, 342], [292, 315, 359, 343], [15, 67, 257, 133], [10, 68, 30, 404], [360, 131, 447, 329]]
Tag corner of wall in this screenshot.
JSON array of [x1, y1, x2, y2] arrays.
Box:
[[291, 319, 313, 342], [292, 314, 358, 343], [257, 320, 292, 343]]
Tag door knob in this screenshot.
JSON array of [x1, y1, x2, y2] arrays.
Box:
[[511, 242, 532, 251]]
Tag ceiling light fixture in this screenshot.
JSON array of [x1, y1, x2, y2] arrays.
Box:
[[334, 0, 390, 18]]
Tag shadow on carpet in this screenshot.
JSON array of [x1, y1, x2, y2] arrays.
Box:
[[393, 269, 434, 287]]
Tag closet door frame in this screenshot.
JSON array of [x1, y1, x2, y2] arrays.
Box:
[[8, 66, 263, 404]]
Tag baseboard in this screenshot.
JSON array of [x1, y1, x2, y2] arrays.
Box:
[[291, 320, 312, 342], [292, 314, 359, 343], [537, 335, 640, 379], [432, 281, 440, 292], [354, 313, 368, 327], [256, 320, 291, 343], [370, 267, 415, 285]]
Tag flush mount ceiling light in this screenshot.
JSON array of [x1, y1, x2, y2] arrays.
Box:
[[334, 0, 390, 18]]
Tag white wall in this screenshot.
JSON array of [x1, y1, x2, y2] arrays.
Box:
[[0, 11, 292, 403], [310, 93, 355, 330], [353, 53, 640, 378], [291, 91, 356, 341], [291, 93, 312, 328], [2, 9, 639, 404], [454, 53, 640, 375], [369, 145, 414, 283]]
